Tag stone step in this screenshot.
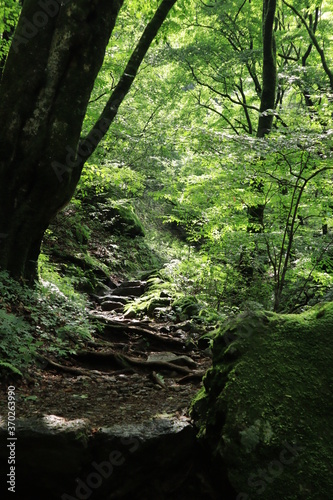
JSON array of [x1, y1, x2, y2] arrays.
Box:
[[91, 294, 129, 305], [147, 352, 197, 368], [0, 416, 227, 499], [101, 301, 124, 312], [100, 295, 129, 305], [118, 280, 147, 289], [110, 286, 144, 297]]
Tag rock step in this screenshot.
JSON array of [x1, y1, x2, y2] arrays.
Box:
[[101, 301, 124, 312], [110, 286, 144, 297], [0, 416, 232, 499], [118, 280, 147, 289], [100, 295, 129, 305], [92, 294, 130, 305], [147, 352, 197, 368]]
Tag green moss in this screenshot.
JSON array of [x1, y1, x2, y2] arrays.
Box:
[[191, 304, 333, 499], [98, 201, 145, 237], [172, 295, 200, 317]]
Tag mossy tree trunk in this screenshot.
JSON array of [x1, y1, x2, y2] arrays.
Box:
[[0, 0, 177, 283]]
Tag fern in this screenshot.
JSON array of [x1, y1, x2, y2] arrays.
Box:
[[0, 361, 23, 376]]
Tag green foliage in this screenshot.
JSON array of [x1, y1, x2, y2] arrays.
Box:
[[124, 271, 181, 316], [172, 295, 200, 317], [0, 266, 95, 376], [0, 308, 34, 376], [77, 161, 146, 201], [0, 0, 21, 67], [91, 199, 145, 237], [2, 0, 333, 355], [0, 0, 332, 402], [74, 0, 333, 315], [0, 361, 22, 376]]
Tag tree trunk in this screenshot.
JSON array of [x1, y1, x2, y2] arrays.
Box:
[[0, 0, 177, 283], [257, 0, 277, 137], [248, 0, 277, 231], [0, 0, 123, 282]]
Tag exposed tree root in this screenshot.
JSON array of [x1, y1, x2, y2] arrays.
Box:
[[178, 372, 206, 384], [37, 355, 133, 377], [149, 371, 167, 389], [91, 314, 188, 350], [75, 349, 193, 374]]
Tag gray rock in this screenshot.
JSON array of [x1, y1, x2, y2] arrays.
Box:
[[152, 306, 170, 318], [147, 352, 196, 368], [111, 286, 144, 297], [14, 414, 90, 437], [100, 294, 129, 304], [97, 415, 192, 443], [123, 309, 137, 319], [101, 301, 124, 312], [118, 280, 147, 289], [0, 415, 212, 499], [0, 416, 91, 498], [172, 320, 193, 332]]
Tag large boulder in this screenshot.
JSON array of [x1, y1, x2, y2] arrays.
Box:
[[191, 304, 333, 499], [0, 415, 226, 499]]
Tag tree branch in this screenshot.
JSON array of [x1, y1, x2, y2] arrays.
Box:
[[77, 0, 178, 171], [283, 0, 333, 90], [187, 61, 260, 112]]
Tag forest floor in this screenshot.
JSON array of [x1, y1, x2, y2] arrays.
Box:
[[0, 202, 212, 429], [1, 303, 211, 428]]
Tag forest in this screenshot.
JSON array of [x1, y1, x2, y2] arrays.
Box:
[[0, 1, 333, 499]]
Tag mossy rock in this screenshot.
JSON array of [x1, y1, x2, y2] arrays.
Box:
[[98, 202, 145, 237], [147, 297, 171, 315], [191, 304, 333, 499], [172, 296, 200, 318]]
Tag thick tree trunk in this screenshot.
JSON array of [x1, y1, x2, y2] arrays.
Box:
[[257, 0, 277, 137], [0, 0, 123, 282], [0, 0, 177, 282]]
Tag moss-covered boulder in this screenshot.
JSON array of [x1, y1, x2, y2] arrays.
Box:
[[191, 304, 333, 499], [99, 202, 145, 237]]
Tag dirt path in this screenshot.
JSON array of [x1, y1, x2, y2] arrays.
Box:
[[0, 280, 211, 428]]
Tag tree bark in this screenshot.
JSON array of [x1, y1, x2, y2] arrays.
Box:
[[257, 0, 277, 137], [0, 0, 177, 282], [0, 0, 123, 281], [248, 0, 277, 235]]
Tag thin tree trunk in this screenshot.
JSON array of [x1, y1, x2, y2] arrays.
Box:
[[247, 0, 277, 279], [257, 0, 277, 137], [283, 0, 333, 91]]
